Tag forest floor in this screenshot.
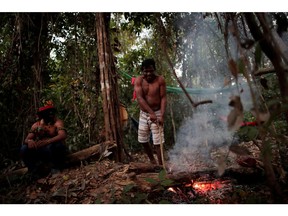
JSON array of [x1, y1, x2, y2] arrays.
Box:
[[1, 141, 288, 204]]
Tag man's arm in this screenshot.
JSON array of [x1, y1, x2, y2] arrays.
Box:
[[24, 123, 38, 148], [49, 119, 67, 143], [134, 76, 156, 118], [24, 132, 35, 144]]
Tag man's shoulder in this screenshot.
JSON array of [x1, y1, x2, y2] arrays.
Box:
[[157, 75, 165, 83], [135, 76, 144, 84], [31, 121, 40, 129], [136, 75, 144, 79], [55, 118, 64, 125]]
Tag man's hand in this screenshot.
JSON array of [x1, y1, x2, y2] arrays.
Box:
[[158, 116, 164, 125], [37, 139, 51, 148], [149, 112, 157, 123], [27, 139, 38, 149]]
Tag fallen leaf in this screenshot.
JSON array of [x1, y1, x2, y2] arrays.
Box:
[[250, 108, 270, 123], [29, 191, 38, 200], [52, 188, 67, 197], [63, 175, 69, 181], [236, 156, 256, 167], [227, 96, 244, 131], [227, 109, 244, 131], [223, 77, 232, 87]]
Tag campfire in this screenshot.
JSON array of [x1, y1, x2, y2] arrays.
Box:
[[169, 179, 231, 193], [166, 178, 233, 203], [192, 180, 231, 192]]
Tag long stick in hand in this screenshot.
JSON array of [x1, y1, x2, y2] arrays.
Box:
[[158, 123, 166, 172]]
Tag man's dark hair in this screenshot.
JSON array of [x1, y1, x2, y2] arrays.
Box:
[[37, 108, 56, 118], [141, 58, 156, 71]]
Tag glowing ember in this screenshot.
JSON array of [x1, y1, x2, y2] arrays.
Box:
[[167, 179, 231, 198], [191, 180, 227, 192]]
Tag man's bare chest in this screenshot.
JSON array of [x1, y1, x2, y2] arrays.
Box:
[[35, 121, 57, 139], [142, 81, 160, 96]]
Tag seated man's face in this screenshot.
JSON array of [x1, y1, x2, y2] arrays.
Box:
[[39, 109, 55, 123]]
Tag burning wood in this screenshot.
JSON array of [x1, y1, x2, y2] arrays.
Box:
[[169, 179, 232, 193], [166, 179, 234, 203], [191, 180, 232, 192]]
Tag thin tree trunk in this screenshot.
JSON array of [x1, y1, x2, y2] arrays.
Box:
[[95, 13, 124, 162], [243, 12, 286, 203]]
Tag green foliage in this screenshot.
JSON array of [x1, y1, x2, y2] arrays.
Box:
[[237, 125, 259, 142], [1, 12, 288, 193], [108, 183, 149, 204], [109, 170, 175, 204], [145, 169, 174, 191]]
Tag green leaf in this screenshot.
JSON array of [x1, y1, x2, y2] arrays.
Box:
[[145, 178, 158, 184], [160, 179, 174, 187], [123, 184, 135, 193], [134, 193, 148, 203], [246, 126, 259, 140], [158, 169, 167, 181]]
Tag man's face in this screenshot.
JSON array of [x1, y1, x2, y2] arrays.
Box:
[[143, 65, 156, 83], [39, 109, 55, 123]]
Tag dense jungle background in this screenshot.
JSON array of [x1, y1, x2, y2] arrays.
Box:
[[1, 12, 288, 204]]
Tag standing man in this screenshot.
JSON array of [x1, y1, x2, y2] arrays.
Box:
[[20, 101, 68, 176], [134, 58, 167, 165]]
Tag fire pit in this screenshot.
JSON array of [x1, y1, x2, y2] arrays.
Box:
[[165, 178, 234, 203]]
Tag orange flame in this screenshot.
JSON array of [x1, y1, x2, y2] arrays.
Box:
[[167, 180, 230, 195], [192, 181, 224, 192]]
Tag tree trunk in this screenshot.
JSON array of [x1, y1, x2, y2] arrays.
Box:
[[95, 13, 124, 162], [244, 13, 288, 128], [243, 12, 286, 203]]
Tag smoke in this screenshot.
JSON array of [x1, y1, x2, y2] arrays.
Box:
[[166, 78, 258, 173], [167, 13, 258, 173], [167, 98, 234, 173]]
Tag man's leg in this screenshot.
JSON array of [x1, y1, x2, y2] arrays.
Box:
[[138, 111, 157, 164], [39, 142, 67, 171], [154, 145, 163, 165], [141, 142, 157, 164], [20, 144, 38, 172]]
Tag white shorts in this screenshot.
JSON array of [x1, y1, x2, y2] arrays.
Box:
[[138, 110, 164, 145]]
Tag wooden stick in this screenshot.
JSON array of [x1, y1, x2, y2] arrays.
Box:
[[158, 123, 166, 172]]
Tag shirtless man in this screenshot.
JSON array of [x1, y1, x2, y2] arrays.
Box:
[[134, 58, 167, 165], [20, 101, 67, 175]]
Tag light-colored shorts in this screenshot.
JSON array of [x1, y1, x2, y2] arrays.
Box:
[[138, 110, 164, 145]]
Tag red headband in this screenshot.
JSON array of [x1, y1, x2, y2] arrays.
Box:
[[38, 105, 55, 112]]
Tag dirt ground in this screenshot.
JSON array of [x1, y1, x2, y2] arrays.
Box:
[[1, 142, 288, 204]]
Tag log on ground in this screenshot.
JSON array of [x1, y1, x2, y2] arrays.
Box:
[[0, 141, 117, 184]]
